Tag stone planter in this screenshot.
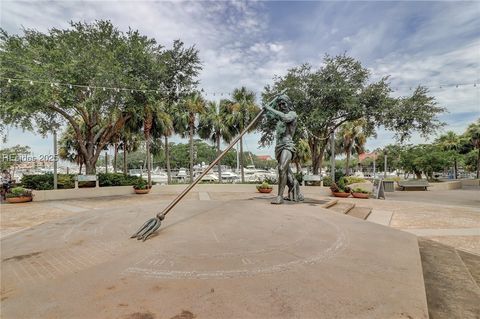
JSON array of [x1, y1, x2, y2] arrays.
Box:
[[332, 192, 350, 198], [6, 196, 33, 203], [351, 192, 369, 199], [134, 188, 150, 194], [257, 188, 273, 193]]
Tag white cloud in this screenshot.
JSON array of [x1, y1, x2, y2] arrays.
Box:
[[1, 1, 479, 155]]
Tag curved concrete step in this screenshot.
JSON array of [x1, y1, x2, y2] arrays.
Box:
[[346, 207, 372, 220], [418, 238, 480, 319], [329, 202, 355, 214]]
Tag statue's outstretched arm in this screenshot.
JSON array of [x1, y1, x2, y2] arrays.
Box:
[[264, 105, 296, 123]]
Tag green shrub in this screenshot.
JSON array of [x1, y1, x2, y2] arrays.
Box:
[[21, 174, 53, 190], [263, 176, 278, 185], [257, 181, 272, 190], [294, 172, 304, 184], [334, 170, 345, 183], [337, 177, 346, 191], [21, 174, 75, 190], [330, 178, 351, 193], [384, 176, 401, 182], [21, 173, 144, 189], [352, 187, 370, 194], [57, 174, 75, 189], [133, 178, 149, 190], [329, 182, 340, 193], [322, 176, 332, 187], [6, 187, 32, 198], [97, 173, 143, 187], [344, 176, 366, 185]]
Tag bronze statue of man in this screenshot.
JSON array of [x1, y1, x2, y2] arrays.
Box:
[[264, 94, 304, 204]]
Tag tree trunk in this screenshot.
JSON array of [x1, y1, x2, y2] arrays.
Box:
[[295, 161, 301, 173], [345, 151, 351, 176], [146, 134, 151, 187], [454, 157, 458, 179], [113, 143, 118, 173], [165, 136, 171, 184], [240, 137, 245, 183], [79, 162, 83, 175], [217, 136, 222, 183], [415, 171, 422, 179], [84, 160, 96, 175], [189, 122, 194, 183], [310, 139, 327, 175], [123, 142, 127, 175]]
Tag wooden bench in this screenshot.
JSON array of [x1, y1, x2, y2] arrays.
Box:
[[303, 175, 322, 186], [75, 175, 99, 188], [398, 180, 429, 191]]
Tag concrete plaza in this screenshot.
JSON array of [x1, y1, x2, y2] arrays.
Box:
[[1, 184, 479, 318]]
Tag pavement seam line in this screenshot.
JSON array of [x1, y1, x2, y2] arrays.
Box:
[[455, 249, 480, 291]]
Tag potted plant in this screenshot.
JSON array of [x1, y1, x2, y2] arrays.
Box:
[[6, 187, 33, 203], [351, 187, 370, 199], [256, 181, 273, 193], [330, 178, 351, 198], [133, 179, 151, 194]]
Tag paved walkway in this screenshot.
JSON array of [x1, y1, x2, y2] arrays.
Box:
[[386, 188, 480, 208], [1, 185, 479, 254], [1, 196, 429, 319]]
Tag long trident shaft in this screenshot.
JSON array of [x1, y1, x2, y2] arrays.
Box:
[[131, 89, 286, 240]]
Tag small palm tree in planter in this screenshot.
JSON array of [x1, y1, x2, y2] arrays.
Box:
[[133, 179, 151, 194], [256, 181, 273, 193], [330, 178, 351, 198], [6, 187, 33, 203], [351, 187, 370, 199]]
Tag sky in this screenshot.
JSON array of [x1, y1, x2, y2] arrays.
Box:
[[1, 0, 479, 159]]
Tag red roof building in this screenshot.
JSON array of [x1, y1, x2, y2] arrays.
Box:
[[358, 152, 377, 162], [257, 155, 273, 161]]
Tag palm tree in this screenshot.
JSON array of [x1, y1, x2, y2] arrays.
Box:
[[294, 139, 311, 173], [118, 127, 142, 175], [198, 100, 233, 182], [463, 119, 480, 178], [436, 131, 460, 179], [176, 93, 206, 182], [58, 124, 85, 174], [229, 87, 260, 183], [338, 119, 367, 175], [111, 133, 120, 173], [145, 102, 174, 186]]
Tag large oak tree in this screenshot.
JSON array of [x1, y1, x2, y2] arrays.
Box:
[[1, 21, 166, 174], [261, 55, 446, 174]]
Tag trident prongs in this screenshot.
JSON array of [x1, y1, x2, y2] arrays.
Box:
[[131, 214, 165, 241]]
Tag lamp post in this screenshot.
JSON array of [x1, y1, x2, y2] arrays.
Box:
[[384, 150, 388, 178], [53, 130, 58, 189]]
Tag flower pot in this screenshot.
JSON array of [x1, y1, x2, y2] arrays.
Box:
[[134, 189, 150, 194], [332, 192, 350, 198], [258, 188, 273, 193], [352, 192, 369, 199], [6, 196, 33, 203]]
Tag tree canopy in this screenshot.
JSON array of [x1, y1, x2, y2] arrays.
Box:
[[261, 55, 446, 174], [0, 21, 201, 174]]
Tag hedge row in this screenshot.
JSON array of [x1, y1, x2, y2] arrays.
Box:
[[97, 173, 144, 187], [20, 173, 145, 190], [21, 174, 75, 190]]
